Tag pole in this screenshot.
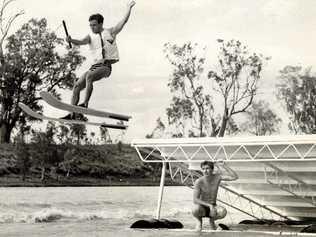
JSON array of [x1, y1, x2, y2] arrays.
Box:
[[62, 20, 72, 48], [156, 162, 167, 219]]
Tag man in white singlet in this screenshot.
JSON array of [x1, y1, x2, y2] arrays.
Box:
[[192, 160, 238, 231], [62, 1, 135, 119]]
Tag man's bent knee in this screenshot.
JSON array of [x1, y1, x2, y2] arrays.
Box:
[[86, 71, 104, 86], [214, 206, 227, 220], [192, 205, 227, 220], [73, 82, 83, 91], [86, 77, 94, 87], [192, 205, 208, 218]]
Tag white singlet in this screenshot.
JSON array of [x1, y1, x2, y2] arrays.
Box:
[[88, 28, 119, 64]]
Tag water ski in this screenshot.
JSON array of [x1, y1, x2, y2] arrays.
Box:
[[40, 91, 131, 121], [18, 102, 127, 130]]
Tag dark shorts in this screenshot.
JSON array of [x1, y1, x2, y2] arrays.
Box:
[[89, 62, 112, 76], [193, 204, 226, 220], [202, 204, 216, 217]]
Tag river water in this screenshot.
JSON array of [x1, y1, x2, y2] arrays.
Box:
[[0, 186, 302, 237]]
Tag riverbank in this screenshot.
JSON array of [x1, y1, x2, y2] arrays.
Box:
[[0, 174, 176, 187], [0, 143, 177, 187]]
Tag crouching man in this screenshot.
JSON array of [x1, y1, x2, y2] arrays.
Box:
[[192, 160, 238, 231]]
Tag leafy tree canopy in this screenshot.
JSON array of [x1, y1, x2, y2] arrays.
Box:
[[0, 18, 85, 143], [277, 66, 316, 134]]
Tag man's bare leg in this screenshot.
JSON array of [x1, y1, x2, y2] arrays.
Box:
[[194, 216, 202, 231], [62, 64, 110, 119], [209, 218, 216, 230], [209, 205, 218, 230], [82, 64, 111, 108], [60, 72, 87, 119], [192, 205, 203, 231], [83, 73, 94, 108], [71, 72, 87, 106]]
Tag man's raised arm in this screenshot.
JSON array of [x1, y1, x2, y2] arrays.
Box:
[[216, 161, 238, 181], [110, 1, 136, 36]]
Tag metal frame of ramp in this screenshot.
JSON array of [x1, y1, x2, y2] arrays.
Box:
[[168, 163, 290, 221], [131, 135, 316, 222]]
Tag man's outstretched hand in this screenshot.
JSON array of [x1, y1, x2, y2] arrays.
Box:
[[66, 35, 72, 43], [128, 1, 136, 9], [208, 205, 217, 218], [216, 159, 225, 166]]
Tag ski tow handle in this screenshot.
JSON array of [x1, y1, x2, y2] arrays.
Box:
[[62, 20, 72, 48]]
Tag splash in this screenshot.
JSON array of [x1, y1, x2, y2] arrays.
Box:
[[0, 206, 190, 224]]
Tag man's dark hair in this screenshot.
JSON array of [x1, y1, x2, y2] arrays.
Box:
[[200, 161, 214, 169], [89, 14, 104, 24]]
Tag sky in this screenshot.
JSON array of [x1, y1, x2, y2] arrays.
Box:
[[5, 0, 316, 142]]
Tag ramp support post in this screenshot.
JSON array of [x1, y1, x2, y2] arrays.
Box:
[[156, 162, 167, 219]]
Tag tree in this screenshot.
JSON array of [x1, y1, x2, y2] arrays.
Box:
[[70, 122, 87, 145], [157, 40, 268, 138], [146, 117, 166, 138], [30, 130, 56, 182], [100, 126, 111, 144], [46, 121, 57, 143], [0, 0, 24, 64], [225, 118, 240, 136], [117, 141, 123, 153], [62, 148, 78, 178], [89, 131, 95, 144], [0, 0, 24, 142], [163, 42, 212, 137], [56, 124, 70, 144], [0, 18, 84, 143], [240, 100, 282, 136], [15, 136, 31, 181], [277, 66, 316, 134], [207, 39, 269, 137]]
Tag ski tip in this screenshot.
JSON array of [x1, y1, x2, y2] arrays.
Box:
[[109, 115, 131, 121], [100, 124, 128, 130]]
